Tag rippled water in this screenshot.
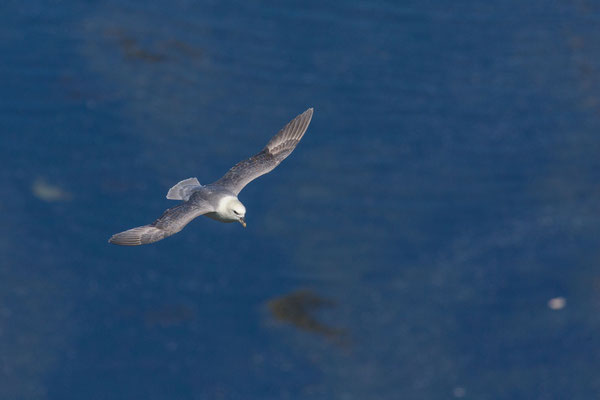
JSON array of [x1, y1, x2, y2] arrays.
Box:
[[2, 1, 600, 399]]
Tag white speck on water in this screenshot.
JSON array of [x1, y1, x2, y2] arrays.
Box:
[[31, 178, 71, 202], [453, 386, 466, 397], [548, 297, 566, 310]]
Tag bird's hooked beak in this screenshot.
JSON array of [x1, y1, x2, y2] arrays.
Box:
[[239, 217, 246, 228]]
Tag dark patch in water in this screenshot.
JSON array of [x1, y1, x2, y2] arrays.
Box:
[[105, 29, 203, 64], [267, 289, 343, 339], [106, 29, 168, 63]]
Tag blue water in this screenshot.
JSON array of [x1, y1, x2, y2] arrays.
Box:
[[2, 1, 600, 399]]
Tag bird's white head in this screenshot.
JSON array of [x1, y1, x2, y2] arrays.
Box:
[[219, 196, 247, 227]]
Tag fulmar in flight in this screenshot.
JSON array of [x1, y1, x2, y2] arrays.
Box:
[[109, 108, 314, 246]]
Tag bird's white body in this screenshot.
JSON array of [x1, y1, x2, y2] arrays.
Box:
[[204, 196, 246, 223]]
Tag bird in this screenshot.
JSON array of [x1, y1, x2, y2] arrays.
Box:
[[108, 108, 314, 246]]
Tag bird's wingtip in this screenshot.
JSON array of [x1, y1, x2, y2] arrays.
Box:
[[302, 107, 314, 121]]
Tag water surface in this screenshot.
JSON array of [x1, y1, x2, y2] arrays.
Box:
[[2, 1, 600, 399]]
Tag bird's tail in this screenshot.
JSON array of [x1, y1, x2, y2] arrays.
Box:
[[108, 225, 169, 246]]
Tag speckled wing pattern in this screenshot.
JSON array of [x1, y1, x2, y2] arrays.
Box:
[[109, 201, 213, 246], [215, 108, 313, 195]]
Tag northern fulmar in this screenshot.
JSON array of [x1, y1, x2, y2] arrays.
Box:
[[109, 108, 314, 246]]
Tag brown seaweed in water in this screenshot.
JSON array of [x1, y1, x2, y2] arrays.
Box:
[[267, 289, 343, 338]]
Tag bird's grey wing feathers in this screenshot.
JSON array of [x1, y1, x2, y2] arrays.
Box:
[[166, 177, 202, 201], [215, 108, 313, 195], [109, 201, 213, 246]]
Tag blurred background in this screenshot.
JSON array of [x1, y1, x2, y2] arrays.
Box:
[[2, 0, 600, 399]]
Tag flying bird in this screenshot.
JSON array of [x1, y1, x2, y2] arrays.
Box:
[[109, 108, 314, 246]]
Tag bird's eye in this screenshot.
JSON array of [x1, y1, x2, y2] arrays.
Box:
[[233, 210, 239, 215]]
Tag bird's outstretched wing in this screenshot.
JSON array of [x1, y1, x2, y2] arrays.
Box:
[[215, 108, 313, 195], [109, 201, 213, 246]]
